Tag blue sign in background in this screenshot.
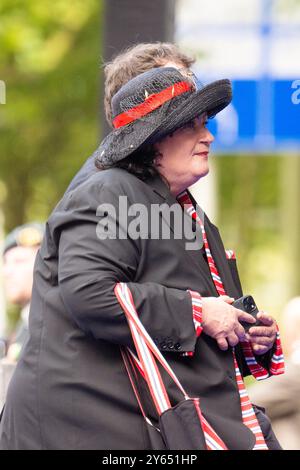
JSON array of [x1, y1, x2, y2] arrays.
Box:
[[208, 79, 300, 153]]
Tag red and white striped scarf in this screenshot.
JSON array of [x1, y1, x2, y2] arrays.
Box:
[[177, 190, 275, 450]]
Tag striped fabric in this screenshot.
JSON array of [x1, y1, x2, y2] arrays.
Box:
[[269, 326, 285, 375], [177, 190, 269, 450], [240, 325, 285, 380], [183, 290, 203, 357], [225, 249, 236, 260], [188, 290, 203, 337], [224, 251, 285, 379], [233, 355, 267, 449]]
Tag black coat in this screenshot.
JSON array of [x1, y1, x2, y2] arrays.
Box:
[[65, 154, 98, 194], [0, 168, 273, 450]]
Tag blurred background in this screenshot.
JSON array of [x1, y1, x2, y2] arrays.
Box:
[[0, 0, 299, 340]]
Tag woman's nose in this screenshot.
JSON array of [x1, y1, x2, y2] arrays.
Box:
[[199, 127, 214, 144], [205, 127, 214, 143]]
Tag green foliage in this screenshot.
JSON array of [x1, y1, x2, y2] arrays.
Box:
[[0, 0, 102, 232]]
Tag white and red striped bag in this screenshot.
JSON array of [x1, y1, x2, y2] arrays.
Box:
[[115, 282, 228, 450]]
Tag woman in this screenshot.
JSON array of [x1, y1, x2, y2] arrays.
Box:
[[0, 67, 283, 449]]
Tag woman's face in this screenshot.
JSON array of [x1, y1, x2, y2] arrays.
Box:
[[154, 112, 214, 196]]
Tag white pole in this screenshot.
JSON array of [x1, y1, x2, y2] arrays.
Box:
[[0, 200, 6, 338]]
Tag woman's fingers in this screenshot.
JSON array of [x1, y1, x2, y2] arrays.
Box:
[[216, 337, 229, 351], [248, 336, 273, 346], [247, 310, 276, 354], [219, 295, 235, 304], [217, 332, 240, 350], [227, 332, 240, 347], [248, 325, 276, 337], [252, 344, 269, 355], [234, 323, 247, 341], [236, 309, 257, 325], [256, 311, 274, 326]]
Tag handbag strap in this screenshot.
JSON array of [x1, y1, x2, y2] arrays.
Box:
[[115, 282, 228, 450], [115, 282, 188, 413], [120, 347, 160, 430]]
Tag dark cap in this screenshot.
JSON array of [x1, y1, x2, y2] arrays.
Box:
[[3, 222, 44, 256]]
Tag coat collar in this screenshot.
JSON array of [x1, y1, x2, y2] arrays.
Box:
[[145, 174, 203, 239], [145, 173, 176, 206]]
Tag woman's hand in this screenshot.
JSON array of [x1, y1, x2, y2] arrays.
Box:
[[246, 311, 277, 355], [201, 296, 257, 351]]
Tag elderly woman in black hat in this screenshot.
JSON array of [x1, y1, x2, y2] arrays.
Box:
[[0, 67, 284, 450]]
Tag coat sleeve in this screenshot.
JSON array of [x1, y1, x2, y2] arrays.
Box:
[[56, 179, 197, 354]]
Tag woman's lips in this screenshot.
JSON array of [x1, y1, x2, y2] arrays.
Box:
[[194, 151, 209, 157]]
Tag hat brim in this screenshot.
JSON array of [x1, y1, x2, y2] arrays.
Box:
[[153, 79, 232, 140], [94, 79, 232, 165]]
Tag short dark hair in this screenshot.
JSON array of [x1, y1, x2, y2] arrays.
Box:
[[95, 144, 160, 181], [95, 118, 203, 181]]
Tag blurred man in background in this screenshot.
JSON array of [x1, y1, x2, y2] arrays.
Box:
[[2, 223, 44, 361], [0, 222, 43, 409], [250, 297, 300, 450]]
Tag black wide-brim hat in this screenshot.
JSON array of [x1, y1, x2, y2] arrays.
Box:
[[94, 67, 232, 166]]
